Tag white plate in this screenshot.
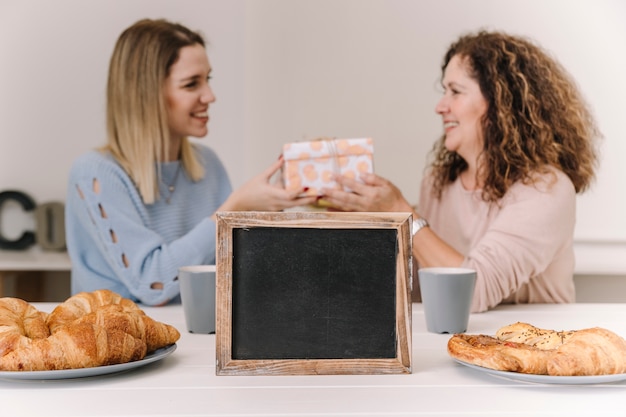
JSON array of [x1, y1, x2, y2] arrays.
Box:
[[0, 344, 176, 380], [453, 358, 626, 385]]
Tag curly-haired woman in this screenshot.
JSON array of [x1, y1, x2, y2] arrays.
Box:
[[321, 30, 601, 312]]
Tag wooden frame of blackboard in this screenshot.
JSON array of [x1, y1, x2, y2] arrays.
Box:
[[215, 211, 412, 376]]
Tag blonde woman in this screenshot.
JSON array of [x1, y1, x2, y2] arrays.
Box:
[[321, 30, 601, 312], [66, 19, 315, 306]]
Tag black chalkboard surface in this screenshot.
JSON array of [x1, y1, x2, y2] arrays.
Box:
[[215, 212, 412, 375], [232, 227, 397, 360]]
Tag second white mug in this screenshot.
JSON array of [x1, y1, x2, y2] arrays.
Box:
[[179, 265, 216, 334]]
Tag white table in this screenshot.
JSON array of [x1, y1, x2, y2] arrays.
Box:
[[1, 303, 625, 417]]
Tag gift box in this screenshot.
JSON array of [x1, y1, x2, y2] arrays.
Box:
[[282, 137, 374, 197]]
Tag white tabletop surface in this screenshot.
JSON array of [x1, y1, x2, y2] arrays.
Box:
[[1, 302, 626, 417]]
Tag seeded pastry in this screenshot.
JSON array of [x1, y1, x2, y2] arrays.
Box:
[[448, 333, 552, 374], [448, 323, 626, 376], [495, 322, 574, 350]]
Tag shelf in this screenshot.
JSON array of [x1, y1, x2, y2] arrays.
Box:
[[573, 241, 626, 276], [0, 247, 71, 271], [0, 242, 621, 275]]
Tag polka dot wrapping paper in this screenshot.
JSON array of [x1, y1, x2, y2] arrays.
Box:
[[281, 137, 374, 198]]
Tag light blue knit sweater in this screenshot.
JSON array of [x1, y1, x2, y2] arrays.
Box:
[[65, 145, 232, 305]]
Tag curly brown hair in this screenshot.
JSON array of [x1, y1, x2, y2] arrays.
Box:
[[429, 30, 601, 202]]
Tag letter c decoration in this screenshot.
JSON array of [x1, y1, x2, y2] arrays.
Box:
[[0, 190, 37, 250]]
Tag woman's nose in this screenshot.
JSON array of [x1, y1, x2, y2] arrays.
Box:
[[201, 85, 216, 104], [435, 96, 448, 115]]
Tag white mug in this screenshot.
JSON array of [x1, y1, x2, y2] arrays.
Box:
[[418, 267, 476, 334], [178, 265, 216, 334]]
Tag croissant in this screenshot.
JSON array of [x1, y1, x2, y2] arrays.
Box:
[[46, 289, 144, 333], [0, 297, 50, 357], [547, 328, 626, 376], [448, 323, 626, 376], [71, 304, 180, 352], [0, 322, 146, 371]]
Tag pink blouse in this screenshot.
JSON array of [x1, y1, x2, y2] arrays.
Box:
[[418, 167, 576, 313]]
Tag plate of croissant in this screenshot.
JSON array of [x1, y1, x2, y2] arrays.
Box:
[[0, 289, 181, 379], [447, 322, 626, 384]]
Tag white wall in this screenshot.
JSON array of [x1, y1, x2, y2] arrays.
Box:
[[243, 0, 626, 273], [1, 0, 625, 272], [0, 0, 245, 238]]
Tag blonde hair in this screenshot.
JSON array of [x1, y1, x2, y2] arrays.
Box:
[[103, 18, 206, 204]]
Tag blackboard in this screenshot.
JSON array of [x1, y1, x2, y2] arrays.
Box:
[[215, 211, 412, 375], [232, 227, 397, 360]]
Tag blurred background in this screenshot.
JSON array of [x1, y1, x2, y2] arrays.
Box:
[[0, 0, 624, 300]]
